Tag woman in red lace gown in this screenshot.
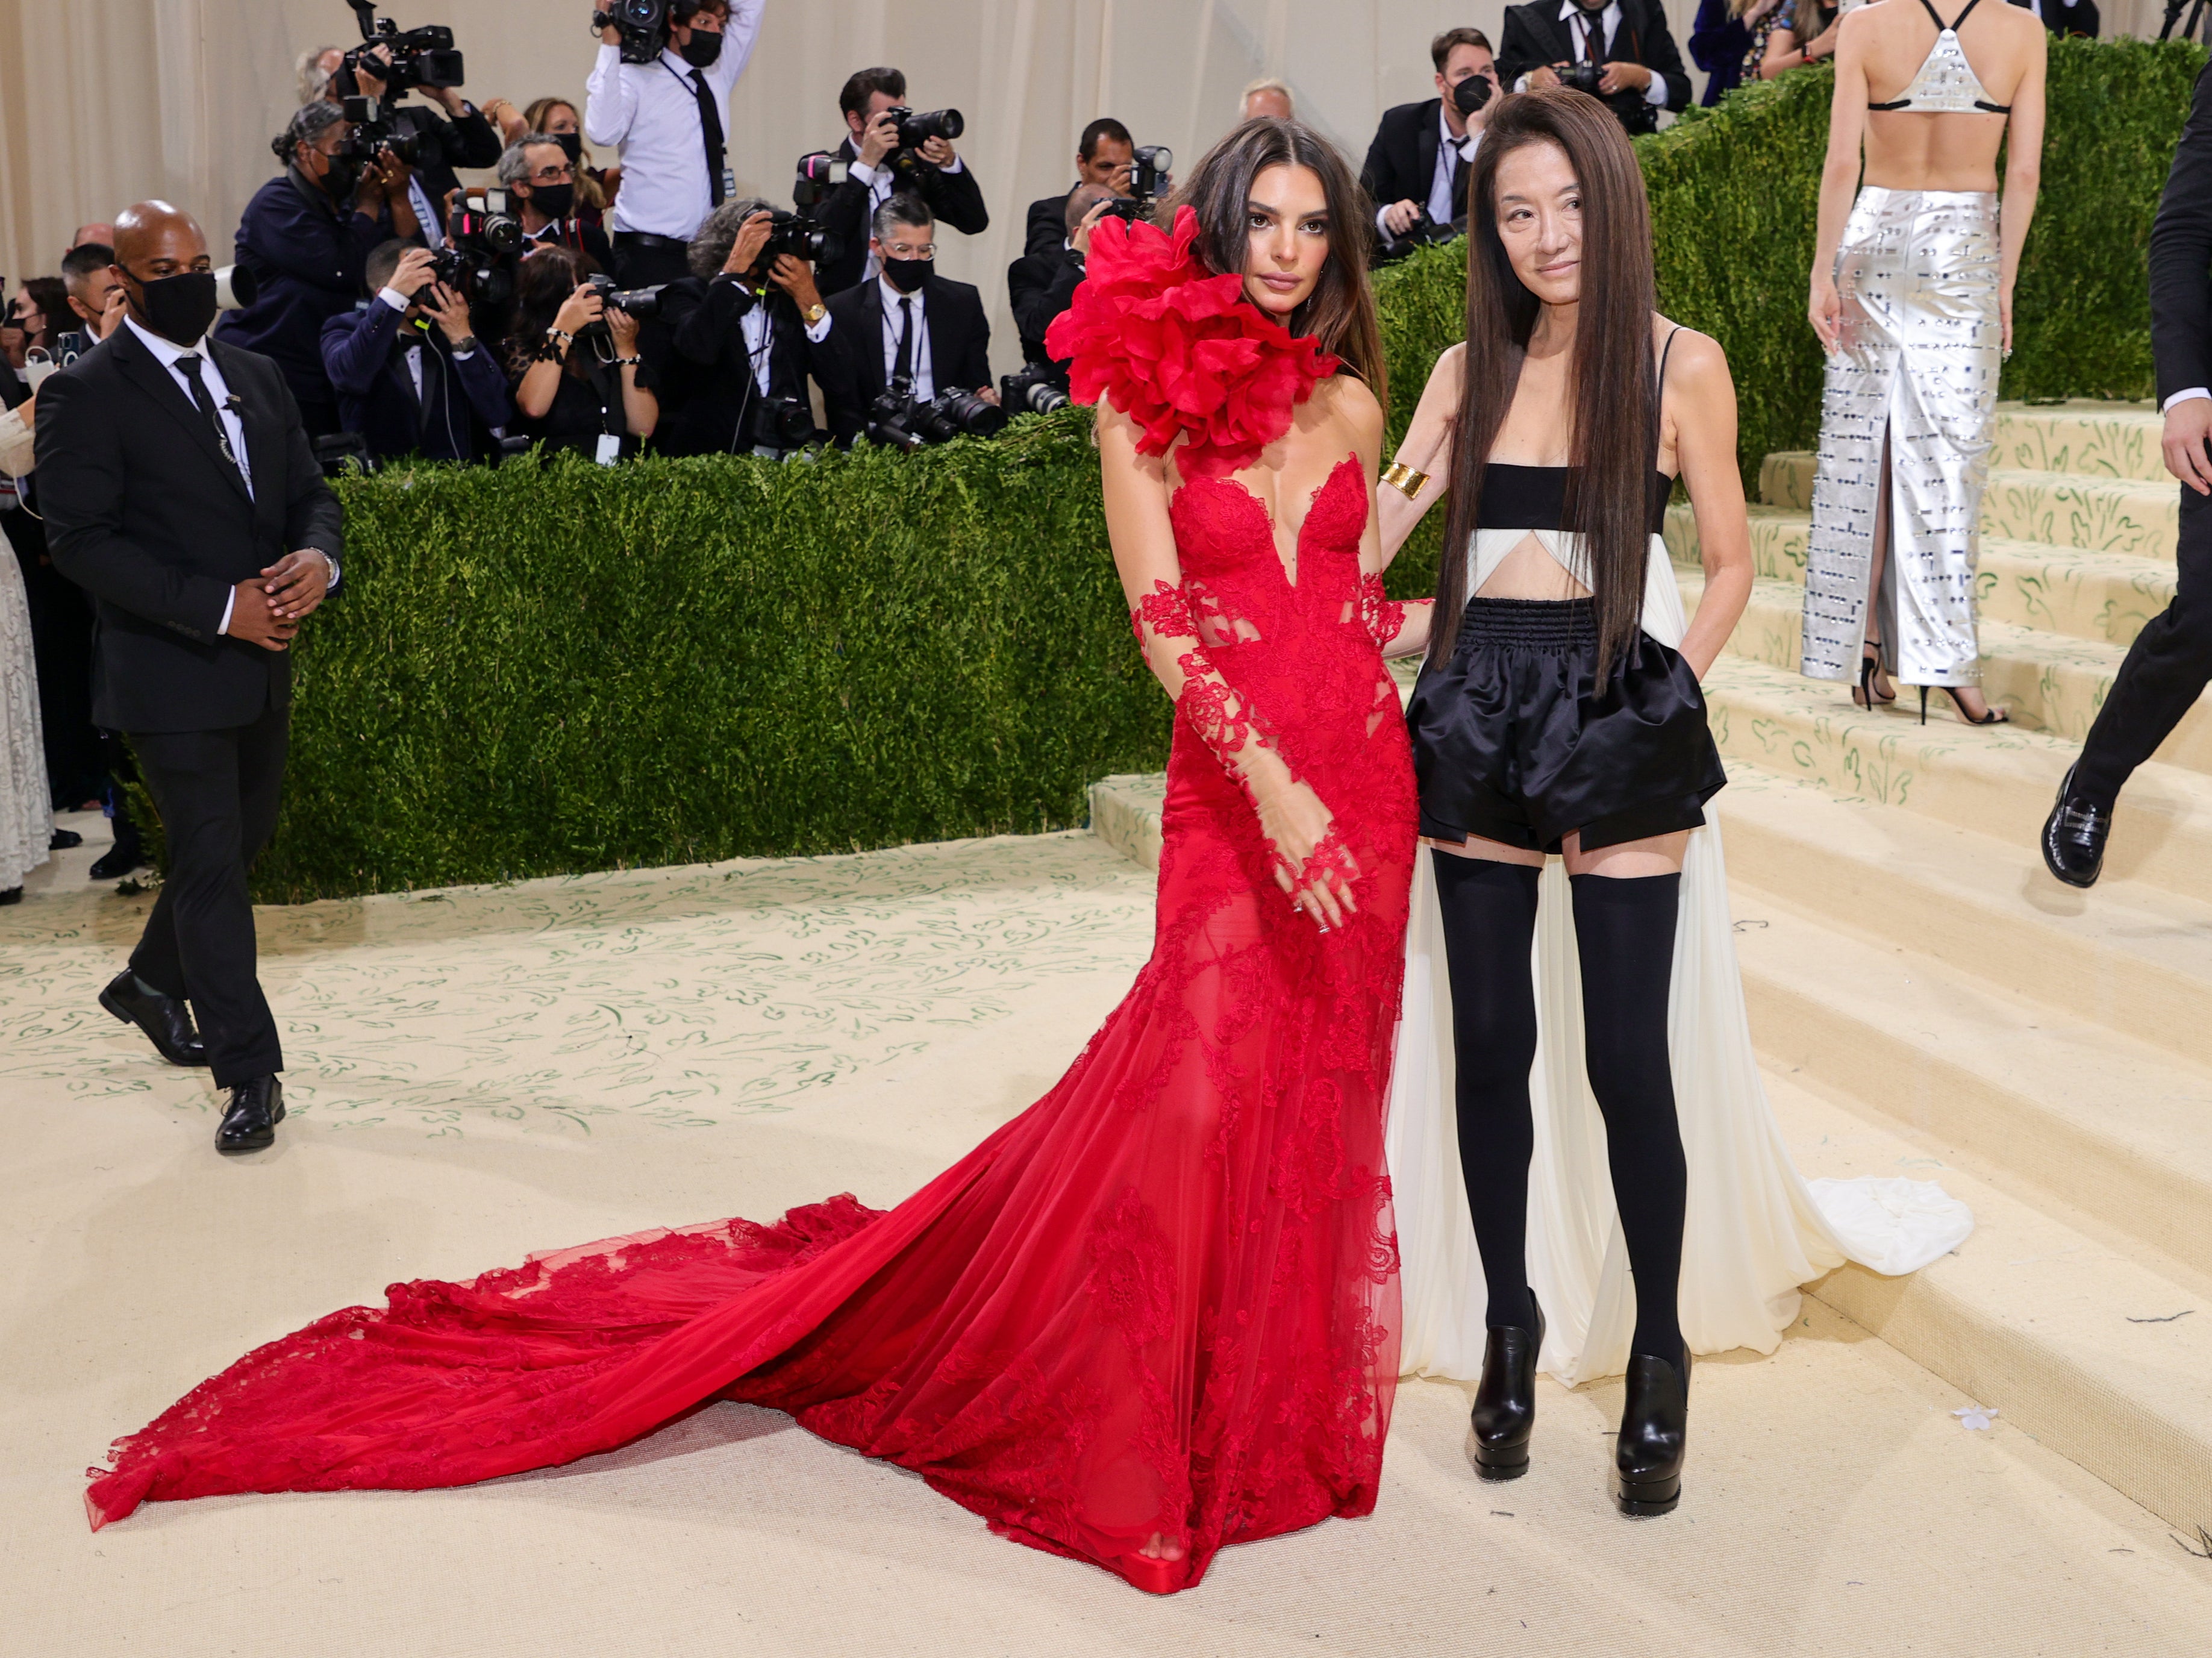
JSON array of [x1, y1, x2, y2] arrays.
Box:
[[84, 120, 1417, 1597]]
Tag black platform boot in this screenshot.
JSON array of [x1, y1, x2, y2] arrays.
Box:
[[1614, 1345, 1690, 1516], [1470, 1295, 1546, 1480]]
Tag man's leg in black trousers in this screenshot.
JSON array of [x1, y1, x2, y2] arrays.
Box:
[[2074, 483, 2212, 807], [126, 702, 288, 1087]]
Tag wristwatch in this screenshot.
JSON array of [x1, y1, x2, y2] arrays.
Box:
[[801, 301, 828, 326]]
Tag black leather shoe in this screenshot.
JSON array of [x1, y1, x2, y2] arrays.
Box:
[[0, 887, 19, 906], [1470, 1295, 1546, 1479], [90, 826, 147, 881], [1615, 1345, 1690, 1517], [50, 827, 83, 850], [98, 969, 209, 1066], [2042, 763, 2111, 889], [214, 1076, 284, 1154]]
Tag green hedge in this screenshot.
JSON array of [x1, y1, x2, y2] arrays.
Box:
[[1370, 37, 2206, 604], [232, 40, 2199, 901]]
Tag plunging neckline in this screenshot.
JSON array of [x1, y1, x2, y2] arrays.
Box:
[[1171, 452, 1365, 589]]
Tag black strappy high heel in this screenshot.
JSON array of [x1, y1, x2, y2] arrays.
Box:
[[1851, 638, 1895, 709], [1919, 686, 2009, 727]]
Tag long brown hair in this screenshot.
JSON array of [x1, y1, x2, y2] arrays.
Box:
[[1434, 89, 1657, 680], [1170, 117, 1387, 406]]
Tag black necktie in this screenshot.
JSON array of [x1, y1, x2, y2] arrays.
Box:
[[893, 297, 914, 390], [174, 353, 243, 479], [689, 67, 727, 207], [1580, 12, 1602, 63]]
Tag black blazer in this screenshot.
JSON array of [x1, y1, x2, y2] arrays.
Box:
[[1361, 99, 1448, 216], [318, 303, 514, 462], [1008, 245, 1085, 368], [655, 275, 825, 454], [2011, 0, 2098, 36], [2152, 63, 2212, 405], [814, 136, 991, 299], [34, 325, 343, 733], [1497, 0, 1692, 134], [1025, 192, 1072, 261], [818, 273, 992, 446]]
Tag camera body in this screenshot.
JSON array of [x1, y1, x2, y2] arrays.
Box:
[[340, 95, 425, 169], [1101, 143, 1173, 225], [1000, 363, 1070, 418], [583, 271, 667, 322], [885, 106, 963, 150], [434, 190, 521, 306], [1557, 58, 1606, 96], [758, 209, 843, 274], [340, 1, 464, 95], [592, 0, 670, 66], [864, 380, 1005, 450], [743, 392, 817, 452], [792, 152, 848, 210]]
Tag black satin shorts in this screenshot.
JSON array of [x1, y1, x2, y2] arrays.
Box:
[[1406, 597, 1727, 854]]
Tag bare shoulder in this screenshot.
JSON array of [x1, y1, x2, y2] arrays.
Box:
[[1318, 372, 1386, 440], [1425, 340, 1466, 393], [1654, 318, 1732, 392]]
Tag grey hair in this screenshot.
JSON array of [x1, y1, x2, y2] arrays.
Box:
[[689, 196, 776, 278], [496, 135, 563, 189], [871, 192, 933, 245], [296, 45, 340, 106], [1240, 76, 1295, 116], [273, 101, 347, 164]]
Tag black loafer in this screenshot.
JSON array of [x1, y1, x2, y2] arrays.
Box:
[[1615, 1346, 1690, 1517], [1471, 1295, 1546, 1480], [2042, 763, 2111, 889], [89, 828, 147, 881], [215, 1075, 284, 1153], [50, 828, 83, 850], [98, 969, 210, 1066]]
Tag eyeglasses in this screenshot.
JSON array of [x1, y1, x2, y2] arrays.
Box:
[[882, 241, 936, 260], [530, 163, 575, 183]]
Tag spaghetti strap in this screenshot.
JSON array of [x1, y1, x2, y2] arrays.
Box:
[[1946, 0, 1984, 26], [1657, 325, 1683, 393]]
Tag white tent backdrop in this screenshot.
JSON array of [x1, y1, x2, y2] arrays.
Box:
[[0, 0, 2168, 374]]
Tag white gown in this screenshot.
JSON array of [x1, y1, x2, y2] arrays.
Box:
[[1386, 527, 1973, 1386]]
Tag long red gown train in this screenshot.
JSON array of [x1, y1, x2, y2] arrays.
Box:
[[86, 210, 1419, 1595]]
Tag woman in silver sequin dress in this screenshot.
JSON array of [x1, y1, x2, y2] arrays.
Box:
[[1803, 0, 2045, 724]]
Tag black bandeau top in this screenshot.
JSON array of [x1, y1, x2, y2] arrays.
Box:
[[1476, 463, 1675, 536]]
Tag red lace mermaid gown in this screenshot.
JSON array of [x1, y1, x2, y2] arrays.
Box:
[[86, 210, 1419, 1597]]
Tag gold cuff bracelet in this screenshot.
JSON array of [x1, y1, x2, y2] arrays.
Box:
[[1381, 460, 1429, 499]]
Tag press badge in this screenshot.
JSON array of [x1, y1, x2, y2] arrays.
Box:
[[596, 433, 622, 466]]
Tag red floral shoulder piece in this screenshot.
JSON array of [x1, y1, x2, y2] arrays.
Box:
[[1044, 205, 1340, 480]]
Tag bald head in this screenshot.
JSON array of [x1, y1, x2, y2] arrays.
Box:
[[112, 202, 209, 275], [72, 222, 114, 252]]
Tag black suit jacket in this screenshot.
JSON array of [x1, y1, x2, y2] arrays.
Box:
[[1498, 0, 1692, 134], [818, 274, 992, 446], [34, 325, 343, 733], [2011, 0, 2099, 36], [1361, 99, 1447, 216], [815, 136, 992, 299], [2152, 63, 2212, 405], [1008, 245, 1085, 368], [656, 275, 825, 454], [1026, 192, 1072, 261]]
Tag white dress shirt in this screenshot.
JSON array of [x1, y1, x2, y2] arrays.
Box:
[[846, 154, 968, 282], [1373, 104, 1483, 237], [375, 287, 478, 405], [720, 278, 834, 395], [583, 3, 764, 241], [125, 316, 257, 635], [878, 277, 934, 401], [1512, 2, 1672, 108]]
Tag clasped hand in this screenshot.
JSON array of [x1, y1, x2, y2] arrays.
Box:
[[228, 552, 330, 651], [1255, 777, 1360, 932]]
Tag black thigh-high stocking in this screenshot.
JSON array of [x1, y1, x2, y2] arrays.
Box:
[[1431, 851, 1542, 1333], [1569, 871, 1689, 1362]]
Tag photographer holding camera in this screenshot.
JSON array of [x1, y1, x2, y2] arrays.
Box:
[[219, 103, 417, 438], [505, 246, 658, 458], [60, 245, 127, 348], [320, 242, 511, 463], [334, 32, 505, 250], [1008, 183, 1111, 374], [1498, 0, 1691, 136], [818, 195, 992, 448], [814, 67, 988, 298], [584, 0, 766, 288], [1021, 118, 1137, 261], [500, 137, 616, 274], [656, 198, 831, 457], [1363, 29, 1500, 251]]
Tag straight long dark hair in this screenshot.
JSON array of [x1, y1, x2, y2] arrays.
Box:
[[1434, 89, 1657, 679], [1170, 117, 1387, 407]]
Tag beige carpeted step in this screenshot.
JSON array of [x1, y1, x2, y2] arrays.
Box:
[[1718, 767, 2212, 1074], [1759, 404, 2167, 510], [1766, 1068, 2212, 1539], [1683, 571, 2212, 770], [1698, 654, 2212, 904]]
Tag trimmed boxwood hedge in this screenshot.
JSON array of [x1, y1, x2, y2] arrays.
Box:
[[232, 39, 2201, 901]]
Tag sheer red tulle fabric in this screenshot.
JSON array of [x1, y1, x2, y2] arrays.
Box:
[[87, 266, 1418, 1601]]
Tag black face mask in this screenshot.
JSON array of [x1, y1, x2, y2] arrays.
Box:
[[678, 29, 723, 68], [880, 255, 929, 295], [314, 153, 362, 201], [1452, 74, 1494, 118], [128, 269, 219, 346], [554, 132, 584, 166], [530, 183, 576, 220]]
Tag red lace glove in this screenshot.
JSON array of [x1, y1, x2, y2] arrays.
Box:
[[1357, 572, 1405, 651], [1131, 580, 1278, 812]]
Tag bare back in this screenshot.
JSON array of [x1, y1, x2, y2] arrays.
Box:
[[1849, 0, 2045, 190]]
